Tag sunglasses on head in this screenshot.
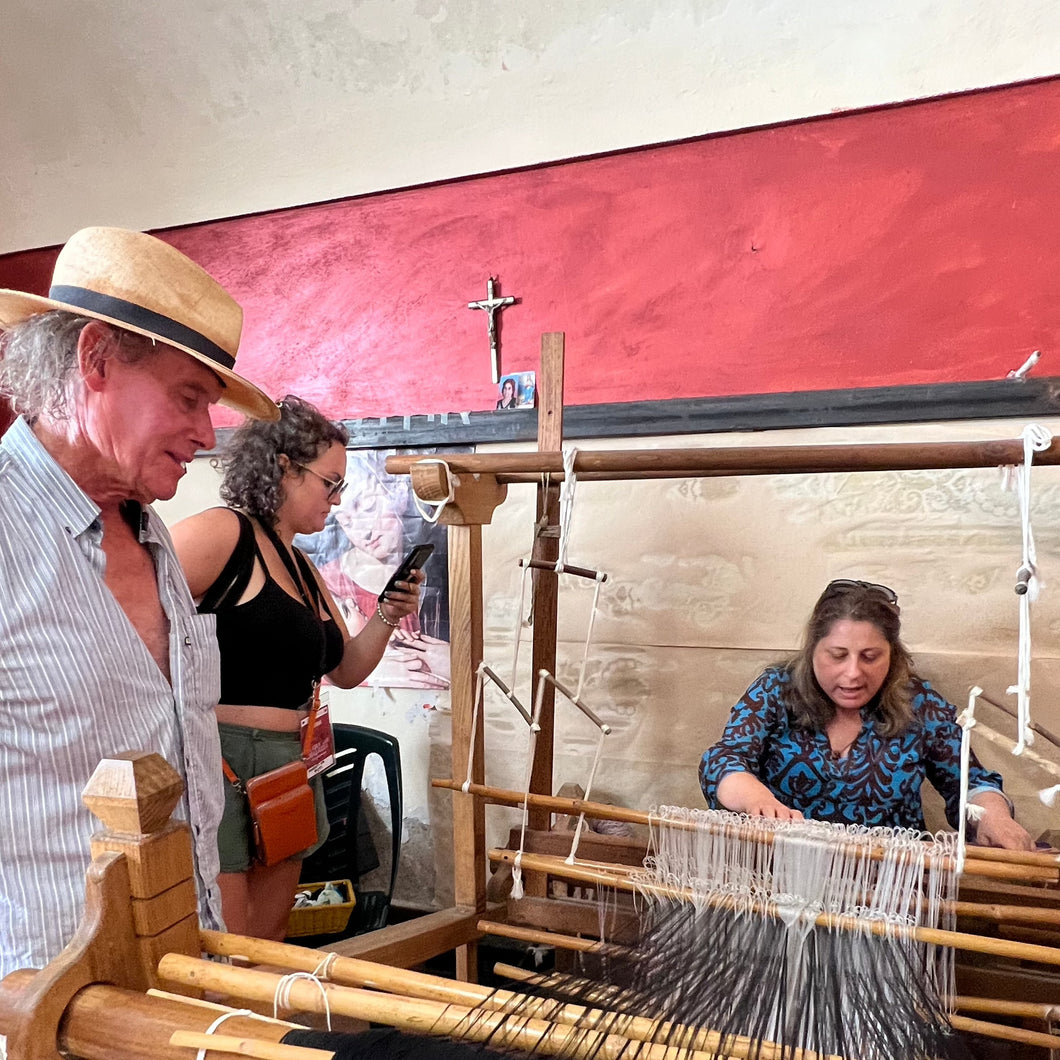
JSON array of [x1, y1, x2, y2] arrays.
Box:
[[824, 579, 899, 607], [293, 461, 347, 501]]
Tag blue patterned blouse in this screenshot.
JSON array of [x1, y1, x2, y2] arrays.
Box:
[[699, 667, 1005, 832]]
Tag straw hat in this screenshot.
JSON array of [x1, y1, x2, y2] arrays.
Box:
[[0, 227, 278, 421]]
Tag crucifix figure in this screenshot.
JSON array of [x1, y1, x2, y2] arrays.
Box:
[[468, 276, 517, 383]]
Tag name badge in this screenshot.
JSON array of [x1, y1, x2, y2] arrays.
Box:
[[301, 687, 336, 779]]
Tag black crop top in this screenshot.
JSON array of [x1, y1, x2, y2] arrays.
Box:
[[199, 510, 345, 709]]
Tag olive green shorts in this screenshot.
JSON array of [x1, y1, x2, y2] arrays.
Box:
[[217, 723, 330, 874]]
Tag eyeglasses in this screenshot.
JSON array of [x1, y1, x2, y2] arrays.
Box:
[[293, 461, 347, 501], [824, 579, 899, 607]]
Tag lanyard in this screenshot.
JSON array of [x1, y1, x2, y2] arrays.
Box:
[[255, 516, 319, 612]]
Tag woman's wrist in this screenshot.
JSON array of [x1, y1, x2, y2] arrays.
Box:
[[375, 598, 400, 629]]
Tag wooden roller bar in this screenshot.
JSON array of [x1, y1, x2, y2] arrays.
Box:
[[0, 971, 292, 1060], [489, 962, 1060, 1053], [434, 778, 1060, 884], [385, 436, 1060, 482], [158, 953, 756, 1060], [201, 930, 808, 1060], [489, 848, 1060, 970]]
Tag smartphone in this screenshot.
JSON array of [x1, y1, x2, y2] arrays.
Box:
[[380, 543, 435, 598]]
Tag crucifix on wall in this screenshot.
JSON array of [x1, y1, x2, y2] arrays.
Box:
[[468, 276, 518, 383]]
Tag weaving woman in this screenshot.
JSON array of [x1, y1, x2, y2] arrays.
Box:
[[699, 578, 1034, 849]]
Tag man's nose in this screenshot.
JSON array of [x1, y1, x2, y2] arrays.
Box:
[[194, 410, 216, 453]]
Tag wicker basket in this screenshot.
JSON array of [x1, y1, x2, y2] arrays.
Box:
[[286, 879, 356, 938]]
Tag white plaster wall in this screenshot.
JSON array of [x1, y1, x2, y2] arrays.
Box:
[[5, 0, 1060, 253]]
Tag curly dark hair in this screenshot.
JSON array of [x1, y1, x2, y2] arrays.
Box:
[[218, 394, 348, 524], [783, 580, 915, 737]]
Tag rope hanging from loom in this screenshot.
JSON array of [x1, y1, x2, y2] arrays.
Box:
[[509, 684, 544, 901], [556, 446, 579, 570], [1002, 422, 1051, 754], [193, 1008, 263, 1060], [956, 688, 985, 875], [481, 442, 612, 896], [409, 458, 455, 524]]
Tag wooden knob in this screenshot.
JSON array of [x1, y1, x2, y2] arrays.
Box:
[[82, 751, 184, 834], [410, 461, 451, 502]]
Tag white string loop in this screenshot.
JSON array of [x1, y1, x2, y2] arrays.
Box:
[[273, 972, 331, 1029], [955, 687, 982, 876], [566, 726, 609, 865], [410, 459, 455, 524], [557, 446, 579, 570], [462, 664, 487, 792], [511, 673, 546, 901], [194, 1010, 258, 1060]]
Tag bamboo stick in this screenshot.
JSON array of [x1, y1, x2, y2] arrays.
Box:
[[955, 995, 1060, 1021], [489, 848, 1060, 969], [385, 438, 1060, 482], [156, 954, 760, 1060], [491, 964, 1060, 1053], [169, 1032, 332, 1060], [953, 843, 1060, 869], [947, 1015, 1060, 1050], [477, 920, 614, 953], [201, 930, 817, 1060], [436, 778, 1060, 883]]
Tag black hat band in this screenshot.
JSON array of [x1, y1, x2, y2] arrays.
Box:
[[49, 285, 236, 370]]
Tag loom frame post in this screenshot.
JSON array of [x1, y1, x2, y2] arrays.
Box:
[[2, 752, 201, 1060]]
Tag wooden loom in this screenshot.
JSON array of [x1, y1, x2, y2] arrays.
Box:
[[380, 334, 1060, 1044], [5, 749, 1060, 1060], [5, 334, 1060, 1058]]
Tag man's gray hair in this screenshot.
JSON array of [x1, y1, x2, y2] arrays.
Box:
[[0, 311, 154, 420]]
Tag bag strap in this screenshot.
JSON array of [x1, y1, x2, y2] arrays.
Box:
[[221, 757, 243, 791], [221, 689, 321, 787], [197, 510, 258, 614], [256, 516, 323, 612]]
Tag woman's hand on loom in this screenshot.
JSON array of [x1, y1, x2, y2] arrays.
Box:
[[970, 792, 1036, 851], [716, 772, 804, 821]]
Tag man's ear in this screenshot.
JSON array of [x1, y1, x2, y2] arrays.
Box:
[[77, 321, 115, 393]]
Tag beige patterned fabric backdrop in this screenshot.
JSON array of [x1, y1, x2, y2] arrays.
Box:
[[162, 416, 1060, 909]]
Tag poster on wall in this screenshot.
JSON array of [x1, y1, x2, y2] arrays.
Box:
[[297, 447, 463, 689]]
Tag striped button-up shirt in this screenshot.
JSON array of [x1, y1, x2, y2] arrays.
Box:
[[0, 416, 225, 977]]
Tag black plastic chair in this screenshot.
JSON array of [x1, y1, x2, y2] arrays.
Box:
[[298, 723, 402, 935]]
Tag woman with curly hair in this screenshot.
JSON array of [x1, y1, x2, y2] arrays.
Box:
[[171, 395, 424, 939], [699, 579, 1033, 849]]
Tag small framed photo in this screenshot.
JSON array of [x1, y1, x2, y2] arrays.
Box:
[[497, 372, 536, 409]]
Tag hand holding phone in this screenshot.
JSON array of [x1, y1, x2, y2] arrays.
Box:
[[380, 543, 434, 599]]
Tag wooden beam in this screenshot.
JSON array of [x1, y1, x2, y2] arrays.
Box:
[[326, 906, 484, 967], [387, 435, 1060, 480], [527, 333, 564, 850], [445, 524, 486, 980]]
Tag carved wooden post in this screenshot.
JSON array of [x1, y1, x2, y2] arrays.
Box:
[[83, 751, 201, 979], [3, 751, 200, 1060]]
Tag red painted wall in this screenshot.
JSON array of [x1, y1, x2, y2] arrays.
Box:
[[3, 78, 1059, 427]]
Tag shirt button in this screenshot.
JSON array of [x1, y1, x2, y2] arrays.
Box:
[[184, 636, 192, 646]]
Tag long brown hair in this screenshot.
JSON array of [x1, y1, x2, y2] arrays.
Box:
[[784, 580, 915, 737]]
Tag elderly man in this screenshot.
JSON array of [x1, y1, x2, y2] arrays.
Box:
[[0, 227, 277, 978]]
